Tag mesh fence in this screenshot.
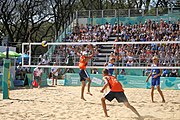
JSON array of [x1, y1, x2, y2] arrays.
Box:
[[130, 8, 143, 17], [117, 9, 128, 17], [103, 9, 116, 17]]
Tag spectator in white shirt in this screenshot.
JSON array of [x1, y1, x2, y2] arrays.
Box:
[[33, 64, 43, 88], [51, 62, 59, 86]]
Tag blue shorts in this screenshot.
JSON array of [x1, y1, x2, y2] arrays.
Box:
[[151, 78, 160, 86], [79, 69, 89, 81]]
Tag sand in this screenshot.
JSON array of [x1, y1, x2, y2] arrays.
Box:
[[0, 86, 180, 120]]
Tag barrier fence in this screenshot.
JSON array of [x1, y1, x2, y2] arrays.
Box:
[[64, 73, 180, 90], [1, 72, 180, 90], [29, 55, 180, 68]]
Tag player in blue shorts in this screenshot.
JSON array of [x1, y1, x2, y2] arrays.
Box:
[[104, 57, 117, 76], [146, 56, 165, 103]]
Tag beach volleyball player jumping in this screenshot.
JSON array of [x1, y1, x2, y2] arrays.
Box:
[[75, 44, 94, 101]]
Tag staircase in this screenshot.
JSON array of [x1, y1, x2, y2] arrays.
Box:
[[92, 35, 117, 66]]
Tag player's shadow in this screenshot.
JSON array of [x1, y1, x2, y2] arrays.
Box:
[[130, 100, 148, 103], [86, 101, 101, 106], [9, 98, 52, 103], [138, 115, 157, 120], [9, 98, 35, 102], [86, 101, 123, 107], [172, 101, 180, 104]]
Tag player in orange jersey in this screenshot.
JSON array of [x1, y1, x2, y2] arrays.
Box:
[[76, 44, 94, 101], [100, 69, 141, 118]]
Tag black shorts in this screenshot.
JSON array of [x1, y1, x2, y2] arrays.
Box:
[[79, 69, 89, 81], [52, 74, 58, 79], [105, 91, 128, 103]]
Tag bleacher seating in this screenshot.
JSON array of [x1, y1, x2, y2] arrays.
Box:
[[51, 19, 179, 68]]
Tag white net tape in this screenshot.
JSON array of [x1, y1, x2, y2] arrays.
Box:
[[23, 41, 180, 45]]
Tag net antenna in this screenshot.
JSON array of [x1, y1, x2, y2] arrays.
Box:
[[22, 41, 180, 69]]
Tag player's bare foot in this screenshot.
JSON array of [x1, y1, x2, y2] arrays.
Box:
[[81, 97, 86, 101], [152, 101, 155, 103], [105, 115, 109, 117], [87, 92, 93, 96], [162, 100, 165, 103]]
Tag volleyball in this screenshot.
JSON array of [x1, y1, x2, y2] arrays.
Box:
[[42, 41, 48, 47]]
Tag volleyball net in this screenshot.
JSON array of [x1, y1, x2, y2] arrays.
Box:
[[22, 41, 180, 70]]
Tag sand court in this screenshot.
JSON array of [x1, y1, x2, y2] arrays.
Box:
[[0, 86, 180, 120]]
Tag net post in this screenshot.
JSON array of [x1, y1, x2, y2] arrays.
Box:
[[29, 43, 32, 66]]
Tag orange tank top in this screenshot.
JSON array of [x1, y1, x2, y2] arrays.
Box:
[[108, 76, 124, 92], [79, 56, 87, 70]]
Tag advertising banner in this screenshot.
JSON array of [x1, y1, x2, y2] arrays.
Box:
[[64, 73, 180, 90]]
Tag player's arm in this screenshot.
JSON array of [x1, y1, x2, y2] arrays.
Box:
[[154, 69, 162, 78], [53, 69, 58, 74], [100, 77, 109, 93], [104, 62, 108, 66], [55, 68, 60, 74], [146, 71, 152, 82], [159, 69, 162, 76], [76, 52, 81, 57], [88, 44, 95, 58]]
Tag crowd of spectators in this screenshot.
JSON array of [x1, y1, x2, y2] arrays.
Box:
[[53, 22, 113, 64], [51, 19, 179, 76], [112, 19, 180, 68]]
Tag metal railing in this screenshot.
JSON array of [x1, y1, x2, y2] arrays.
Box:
[[45, 7, 180, 67], [30, 56, 180, 67], [76, 7, 180, 19]]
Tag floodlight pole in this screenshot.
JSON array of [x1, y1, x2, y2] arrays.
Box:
[[29, 43, 31, 66]]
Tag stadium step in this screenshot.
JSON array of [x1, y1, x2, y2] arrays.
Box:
[[102, 44, 113, 47], [93, 57, 108, 61], [91, 34, 120, 66], [93, 59, 106, 62], [100, 49, 114, 52], [98, 53, 112, 55], [108, 37, 116, 41], [92, 61, 106, 66]]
